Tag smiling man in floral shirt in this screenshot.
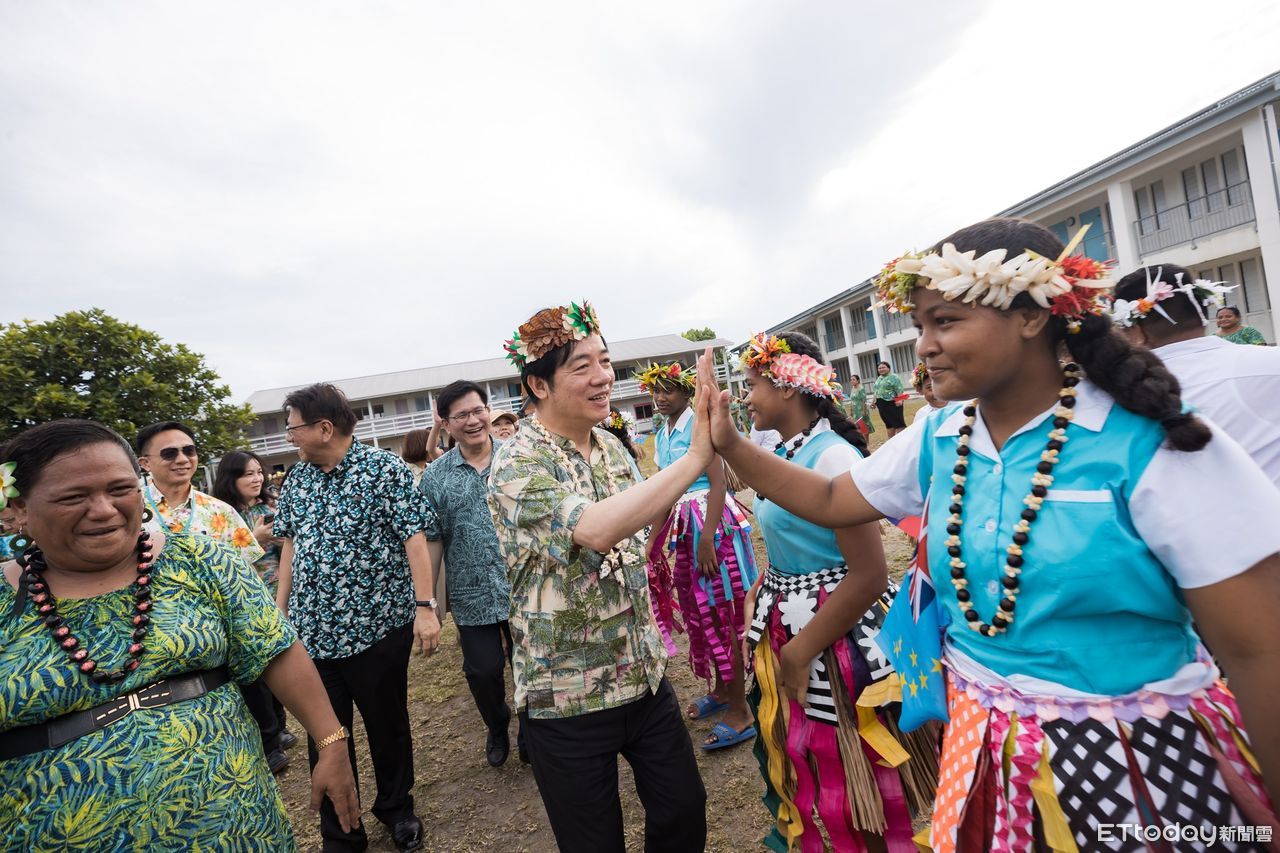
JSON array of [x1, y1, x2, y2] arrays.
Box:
[[274, 384, 437, 853], [488, 302, 714, 853]]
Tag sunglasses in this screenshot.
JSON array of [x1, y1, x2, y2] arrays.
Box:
[[151, 444, 198, 462]]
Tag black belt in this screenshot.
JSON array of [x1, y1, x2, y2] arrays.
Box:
[[0, 667, 230, 760]]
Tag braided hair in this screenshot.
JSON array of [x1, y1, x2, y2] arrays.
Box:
[[776, 330, 871, 456], [935, 218, 1211, 452]]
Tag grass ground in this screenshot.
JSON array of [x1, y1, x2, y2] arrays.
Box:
[[276, 401, 926, 851]]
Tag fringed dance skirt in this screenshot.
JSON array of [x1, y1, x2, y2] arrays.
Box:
[[930, 651, 1279, 852], [647, 489, 758, 684], [746, 566, 940, 852]]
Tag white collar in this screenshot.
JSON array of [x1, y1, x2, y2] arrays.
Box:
[[1153, 335, 1230, 360], [665, 406, 694, 435], [777, 418, 831, 453], [935, 378, 1112, 448]]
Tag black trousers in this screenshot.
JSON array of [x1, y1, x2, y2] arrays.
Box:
[[456, 620, 525, 752], [524, 678, 707, 853], [239, 677, 286, 754], [309, 622, 416, 852]]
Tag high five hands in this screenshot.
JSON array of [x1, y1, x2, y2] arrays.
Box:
[[696, 347, 743, 453]]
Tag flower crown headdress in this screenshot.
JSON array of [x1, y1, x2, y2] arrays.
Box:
[[599, 409, 635, 435], [874, 225, 1115, 332], [637, 362, 696, 394], [0, 462, 17, 512], [1109, 267, 1235, 329], [912, 362, 929, 389], [503, 301, 601, 369], [740, 332, 845, 400]]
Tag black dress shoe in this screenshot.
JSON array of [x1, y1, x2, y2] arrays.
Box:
[[486, 730, 510, 767], [518, 742, 531, 765], [266, 749, 289, 774], [279, 729, 298, 750], [392, 817, 423, 852]]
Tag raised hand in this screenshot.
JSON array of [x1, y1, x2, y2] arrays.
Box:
[[696, 347, 741, 452]]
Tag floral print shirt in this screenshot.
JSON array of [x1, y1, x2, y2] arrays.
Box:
[[143, 481, 264, 566], [0, 534, 297, 850], [488, 417, 667, 719], [419, 438, 512, 627], [872, 371, 905, 401], [274, 440, 433, 660], [1221, 325, 1268, 345]]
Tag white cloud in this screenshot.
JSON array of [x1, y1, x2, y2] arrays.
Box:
[[1, 0, 1277, 402]]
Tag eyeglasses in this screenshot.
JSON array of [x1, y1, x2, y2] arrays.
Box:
[[148, 444, 197, 462], [285, 421, 323, 434], [444, 406, 490, 423]]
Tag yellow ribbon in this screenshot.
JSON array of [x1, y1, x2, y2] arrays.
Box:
[[1030, 738, 1079, 852], [754, 641, 805, 850], [856, 705, 911, 768], [856, 673, 903, 708]]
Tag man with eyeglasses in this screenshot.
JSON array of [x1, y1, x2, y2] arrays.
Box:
[[417, 380, 524, 768], [273, 383, 435, 853], [136, 420, 263, 566]]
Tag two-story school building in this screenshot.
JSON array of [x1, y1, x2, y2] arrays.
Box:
[[748, 70, 1280, 385], [244, 333, 733, 470]]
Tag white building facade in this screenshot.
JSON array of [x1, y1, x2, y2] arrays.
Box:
[[751, 71, 1280, 381], [244, 333, 732, 470]]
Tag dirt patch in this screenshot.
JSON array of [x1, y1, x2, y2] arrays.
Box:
[[277, 418, 922, 851]]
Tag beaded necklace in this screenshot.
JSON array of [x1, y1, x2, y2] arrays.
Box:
[[774, 416, 822, 460], [17, 531, 155, 683], [947, 364, 1081, 637]]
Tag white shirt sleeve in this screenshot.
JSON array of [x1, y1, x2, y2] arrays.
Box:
[[848, 415, 928, 519], [1130, 417, 1280, 588], [812, 441, 860, 479]]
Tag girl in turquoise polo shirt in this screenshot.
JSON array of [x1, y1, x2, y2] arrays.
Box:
[[739, 330, 939, 852], [641, 362, 758, 750], [699, 218, 1280, 851]]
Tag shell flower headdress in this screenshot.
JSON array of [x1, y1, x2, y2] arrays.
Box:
[[739, 332, 845, 400], [637, 362, 696, 394], [874, 225, 1115, 332], [504, 301, 602, 369], [1110, 266, 1235, 328], [600, 409, 636, 437]]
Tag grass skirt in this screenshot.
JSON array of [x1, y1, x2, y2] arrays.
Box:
[[647, 490, 758, 684], [929, 663, 1279, 852], [746, 565, 940, 852]]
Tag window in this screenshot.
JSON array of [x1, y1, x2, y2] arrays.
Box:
[[508, 383, 521, 399], [823, 314, 846, 352], [614, 365, 634, 381], [263, 416, 279, 435], [1134, 180, 1167, 234], [634, 403, 654, 421], [1183, 166, 1204, 219], [413, 396, 431, 412], [832, 359, 851, 385], [849, 301, 869, 342], [1202, 158, 1224, 213], [394, 399, 408, 416], [371, 404, 384, 418], [890, 342, 916, 375], [1221, 149, 1247, 205], [882, 309, 912, 335], [801, 326, 819, 345], [857, 352, 880, 383]]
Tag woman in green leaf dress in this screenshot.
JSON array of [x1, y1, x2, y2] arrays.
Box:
[[0, 420, 361, 851]]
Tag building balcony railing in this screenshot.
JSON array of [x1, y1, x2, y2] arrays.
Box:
[[248, 363, 732, 457], [1134, 182, 1256, 255]]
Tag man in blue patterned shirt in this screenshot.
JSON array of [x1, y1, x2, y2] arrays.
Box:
[[418, 380, 525, 768], [274, 383, 438, 853]]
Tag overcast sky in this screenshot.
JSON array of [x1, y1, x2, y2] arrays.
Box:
[[3, 1, 1279, 402]]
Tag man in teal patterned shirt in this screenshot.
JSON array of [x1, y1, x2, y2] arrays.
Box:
[[488, 302, 712, 853], [419, 379, 524, 769]]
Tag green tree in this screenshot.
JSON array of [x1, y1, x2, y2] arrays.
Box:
[[0, 308, 254, 455], [682, 327, 717, 342]]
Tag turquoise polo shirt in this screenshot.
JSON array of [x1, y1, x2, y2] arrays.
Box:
[[654, 407, 711, 494], [910, 398, 1200, 696]]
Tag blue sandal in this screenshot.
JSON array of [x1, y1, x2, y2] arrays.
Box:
[[688, 695, 729, 719], [702, 722, 757, 751]]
